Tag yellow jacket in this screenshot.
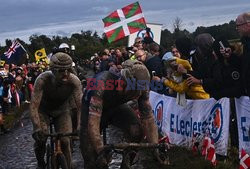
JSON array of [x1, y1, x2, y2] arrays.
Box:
[[163, 58, 210, 99], [130, 54, 137, 61]]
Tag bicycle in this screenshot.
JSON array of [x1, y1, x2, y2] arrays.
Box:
[[99, 142, 173, 168], [45, 118, 77, 169]]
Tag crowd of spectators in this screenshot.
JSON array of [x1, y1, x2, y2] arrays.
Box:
[[0, 61, 49, 134], [87, 12, 250, 104]]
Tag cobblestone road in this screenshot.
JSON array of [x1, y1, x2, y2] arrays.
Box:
[[0, 112, 84, 169], [0, 111, 154, 169]]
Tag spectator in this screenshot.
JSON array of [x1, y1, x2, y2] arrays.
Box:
[[2, 78, 11, 114], [175, 37, 193, 60], [135, 49, 147, 63], [153, 52, 209, 104], [103, 48, 110, 56], [236, 12, 250, 96], [177, 33, 242, 99], [133, 37, 144, 52], [175, 36, 200, 71], [3, 64, 9, 75], [93, 57, 101, 73], [99, 52, 110, 72], [171, 46, 181, 58], [146, 42, 164, 78], [15, 67, 24, 105], [142, 36, 154, 52], [114, 48, 125, 65], [188, 33, 217, 78], [128, 37, 144, 61], [211, 37, 244, 98], [120, 46, 130, 61], [176, 35, 214, 81]]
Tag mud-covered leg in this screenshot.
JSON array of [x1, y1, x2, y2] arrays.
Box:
[[80, 102, 99, 169], [33, 113, 49, 169], [54, 110, 72, 169]]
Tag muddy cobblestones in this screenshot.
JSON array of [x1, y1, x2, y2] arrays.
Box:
[[0, 112, 152, 169], [0, 112, 85, 169]]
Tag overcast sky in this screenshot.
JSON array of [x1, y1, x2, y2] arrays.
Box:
[[0, 0, 250, 45]]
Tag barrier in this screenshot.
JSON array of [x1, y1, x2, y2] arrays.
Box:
[[149, 91, 230, 156], [235, 96, 250, 154]]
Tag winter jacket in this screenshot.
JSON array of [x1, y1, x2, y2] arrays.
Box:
[[163, 58, 210, 99]]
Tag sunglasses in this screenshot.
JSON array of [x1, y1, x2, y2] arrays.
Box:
[[136, 53, 146, 58], [135, 41, 142, 44], [236, 22, 250, 27]]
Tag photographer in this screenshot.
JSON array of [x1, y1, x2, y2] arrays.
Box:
[[236, 12, 250, 96], [210, 38, 245, 98], [176, 33, 224, 100]]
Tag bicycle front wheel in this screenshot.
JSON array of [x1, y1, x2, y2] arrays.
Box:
[[57, 153, 68, 169]]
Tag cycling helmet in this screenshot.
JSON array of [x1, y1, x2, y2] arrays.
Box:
[[59, 43, 70, 49], [50, 52, 72, 69]]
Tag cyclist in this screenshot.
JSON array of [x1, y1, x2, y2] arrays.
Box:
[[80, 60, 163, 169], [30, 52, 82, 169]]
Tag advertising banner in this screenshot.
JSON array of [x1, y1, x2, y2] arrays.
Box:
[[128, 23, 162, 46], [149, 91, 230, 155], [235, 96, 250, 154]]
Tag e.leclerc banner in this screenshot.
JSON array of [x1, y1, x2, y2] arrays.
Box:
[[149, 91, 230, 156], [235, 96, 250, 154]]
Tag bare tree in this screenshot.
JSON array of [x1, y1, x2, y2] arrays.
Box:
[[173, 17, 183, 32]]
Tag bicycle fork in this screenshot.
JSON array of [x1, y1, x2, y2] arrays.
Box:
[[54, 139, 63, 155]]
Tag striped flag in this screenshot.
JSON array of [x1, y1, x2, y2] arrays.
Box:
[[202, 136, 216, 166], [240, 149, 250, 169], [103, 2, 146, 43]]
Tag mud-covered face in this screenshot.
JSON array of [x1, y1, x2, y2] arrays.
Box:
[[52, 68, 71, 83]]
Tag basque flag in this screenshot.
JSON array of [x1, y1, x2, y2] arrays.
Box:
[[0, 40, 26, 65], [103, 2, 146, 43]]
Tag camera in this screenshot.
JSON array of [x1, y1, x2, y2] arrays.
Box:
[[126, 47, 134, 51], [182, 73, 189, 79], [219, 41, 225, 50], [152, 71, 156, 76], [126, 46, 135, 54]]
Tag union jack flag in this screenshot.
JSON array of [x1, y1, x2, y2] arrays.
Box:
[[1, 40, 26, 65]]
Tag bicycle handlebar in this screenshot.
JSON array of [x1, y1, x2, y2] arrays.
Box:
[[104, 142, 173, 150]]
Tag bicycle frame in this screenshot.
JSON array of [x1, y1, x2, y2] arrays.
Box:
[[45, 118, 77, 169], [101, 142, 172, 168]]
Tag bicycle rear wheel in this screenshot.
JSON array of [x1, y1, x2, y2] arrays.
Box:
[[57, 153, 68, 169]]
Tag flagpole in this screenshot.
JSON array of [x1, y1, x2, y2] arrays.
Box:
[[15, 39, 30, 63], [15, 39, 28, 53], [15, 39, 30, 64]]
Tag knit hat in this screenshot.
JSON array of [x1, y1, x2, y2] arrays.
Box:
[[50, 52, 72, 69], [121, 60, 150, 82]]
